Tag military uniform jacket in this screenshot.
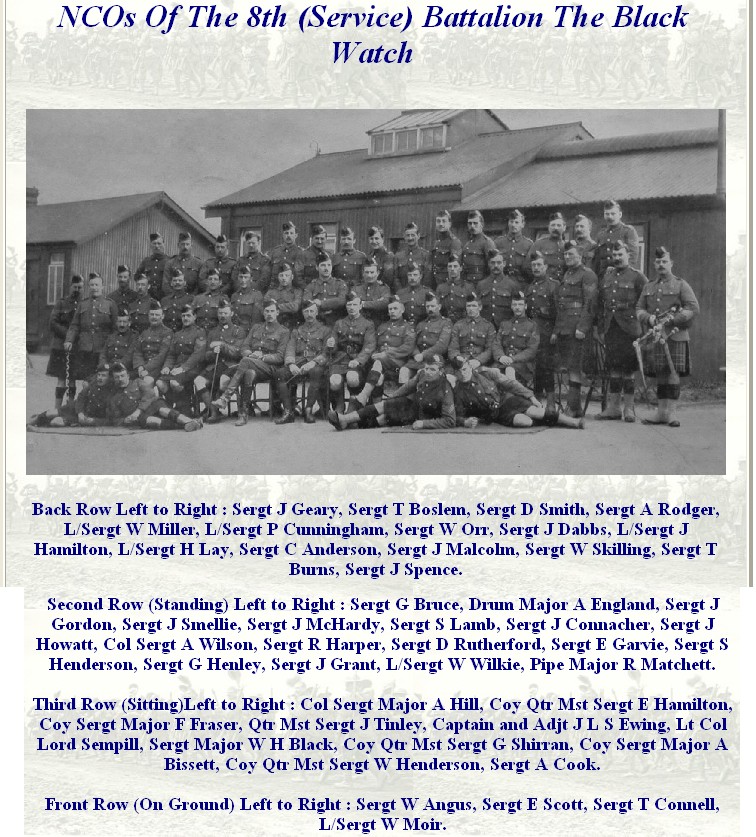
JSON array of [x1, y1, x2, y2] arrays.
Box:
[[204, 322, 247, 365], [436, 279, 475, 322], [414, 315, 452, 361], [397, 285, 432, 326], [66, 297, 118, 352], [492, 232, 535, 282], [332, 248, 368, 288], [460, 233, 496, 285], [352, 281, 390, 324], [99, 330, 139, 369], [163, 253, 204, 295], [391, 373, 456, 429], [108, 287, 138, 311], [575, 236, 597, 269], [637, 275, 699, 343], [555, 265, 598, 335], [533, 235, 566, 282], [232, 252, 271, 293], [449, 316, 497, 365], [75, 380, 114, 420], [264, 285, 302, 329], [268, 243, 305, 288], [136, 253, 170, 299], [427, 232, 462, 288], [107, 380, 158, 424], [161, 291, 195, 332], [331, 315, 376, 366], [285, 321, 331, 366], [193, 289, 225, 331], [299, 245, 328, 287], [370, 247, 396, 291], [134, 324, 173, 376], [594, 222, 640, 277], [375, 320, 416, 361], [496, 316, 539, 376], [231, 288, 264, 329], [394, 245, 430, 288], [477, 274, 521, 327], [242, 322, 290, 365], [302, 277, 348, 324], [164, 324, 207, 371], [199, 256, 236, 294], [526, 277, 560, 339], [454, 371, 500, 424], [128, 295, 153, 335], [598, 266, 647, 337], [49, 294, 80, 351]]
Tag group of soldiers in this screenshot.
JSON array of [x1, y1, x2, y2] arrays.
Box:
[[31, 202, 699, 434]]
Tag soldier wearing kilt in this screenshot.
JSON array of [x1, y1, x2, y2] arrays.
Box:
[[273, 297, 331, 425], [214, 299, 289, 426], [194, 298, 247, 424], [329, 355, 455, 431], [595, 240, 647, 422], [526, 251, 560, 412], [349, 295, 416, 410], [553, 240, 598, 417], [64, 273, 118, 383], [325, 292, 376, 413], [401, 292, 452, 379], [637, 247, 700, 427], [47, 273, 84, 409]]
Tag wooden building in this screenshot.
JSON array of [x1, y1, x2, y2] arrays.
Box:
[[204, 110, 725, 382], [26, 190, 216, 350]]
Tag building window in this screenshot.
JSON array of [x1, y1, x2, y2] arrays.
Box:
[[239, 227, 263, 257], [631, 223, 647, 273], [371, 133, 393, 155], [311, 222, 337, 253], [420, 126, 444, 149], [396, 130, 418, 153], [46, 252, 65, 305]]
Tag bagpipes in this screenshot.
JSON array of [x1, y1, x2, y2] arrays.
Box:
[[633, 306, 680, 393]]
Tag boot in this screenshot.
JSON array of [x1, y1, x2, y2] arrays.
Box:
[[622, 392, 636, 423], [642, 398, 669, 425], [275, 409, 295, 425], [206, 403, 222, 424], [667, 399, 680, 428], [303, 407, 315, 424], [565, 384, 582, 418], [556, 413, 584, 429], [596, 391, 622, 420], [235, 384, 248, 426]]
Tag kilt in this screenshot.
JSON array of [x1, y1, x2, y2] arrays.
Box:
[[643, 340, 690, 377], [497, 393, 532, 426], [45, 348, 71, 379], [383, 395, 418, 426], [556, 334, 589, 375], [163, 368, 200, 387], [602, 321, 636, 375], [330, 355, 366, 377], [72, 350, 99, 381], [241, 357, 279, 382], [377, 355, 404, 378]]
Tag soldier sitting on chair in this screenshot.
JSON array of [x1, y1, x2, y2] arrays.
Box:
[[213, 298, 289, 426], [325, 292, 376, 414]]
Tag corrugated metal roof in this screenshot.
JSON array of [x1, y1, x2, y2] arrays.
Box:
[[457, 145, 718, 210], [206, 123, 588, 208], [538, 128, 718, 159], [27, 191, 215, 245]]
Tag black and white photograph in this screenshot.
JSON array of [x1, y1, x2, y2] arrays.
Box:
[[24, 108, 727, 475]]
